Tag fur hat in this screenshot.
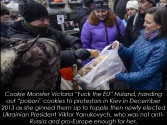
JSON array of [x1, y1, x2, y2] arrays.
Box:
[[93, 0, 109, 10], [126, 0, 138, 10], [19, 1, 48, 23]]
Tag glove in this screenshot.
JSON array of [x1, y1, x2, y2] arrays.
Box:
[[74, 49, 91, 60], [72, 42, 82, 50]]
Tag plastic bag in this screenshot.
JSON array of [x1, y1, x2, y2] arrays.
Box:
[[74, 44, 125, 90]]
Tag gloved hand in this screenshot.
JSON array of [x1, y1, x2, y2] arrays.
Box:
[[72, 42, 82, 50], [74, 49, 91, 60]]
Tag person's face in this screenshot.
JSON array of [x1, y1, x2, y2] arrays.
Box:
[[30, 17, 49, 27], [138, 0, 153, 13], [1, 14, 10, 24], [94, 9, 109, 21], [159, 0, 167, 7], [143, 13, 161, 35], [127, 8, 138, 18]]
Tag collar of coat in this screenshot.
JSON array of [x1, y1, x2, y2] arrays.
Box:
[[24, 20, 48, 36]]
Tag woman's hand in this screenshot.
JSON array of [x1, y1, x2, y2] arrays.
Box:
[[108, 76, 116, 83], [112, 40, 122, 50]]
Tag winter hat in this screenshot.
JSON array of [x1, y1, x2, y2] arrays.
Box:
[[93, 0, 109, 10], [19, 1, 48, 23], [126, 0, 138, 10]]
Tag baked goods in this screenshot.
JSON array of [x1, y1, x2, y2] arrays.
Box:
[[93, 55, 105, 66], [87, 49, 100, 58], [78, 55, 106, 76]]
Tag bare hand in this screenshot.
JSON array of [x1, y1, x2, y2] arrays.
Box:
[[112, 41, 119, 49], [108, 76, 116, 83]]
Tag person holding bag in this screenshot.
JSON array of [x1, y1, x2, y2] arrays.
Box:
[[110, 7, 167, 90], [81, 0, 125, 66]]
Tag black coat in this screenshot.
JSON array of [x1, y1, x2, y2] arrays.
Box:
[[123, 12, 145, 47], [74, 7, 91, 32]]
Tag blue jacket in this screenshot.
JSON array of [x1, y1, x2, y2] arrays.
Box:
[[116, 30, 167, 90]]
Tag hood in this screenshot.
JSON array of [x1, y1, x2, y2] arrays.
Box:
[[1, 49, 17, 74], [74, 7, 91, 22], [8, 20, 37, 39]]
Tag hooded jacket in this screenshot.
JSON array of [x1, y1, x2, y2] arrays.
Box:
[[7, 20, 83, 90], [1, 37, 61, 90]]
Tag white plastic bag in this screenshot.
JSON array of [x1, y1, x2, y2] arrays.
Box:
[[74, 44, 125, 90]]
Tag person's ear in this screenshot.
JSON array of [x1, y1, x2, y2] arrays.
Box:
[[156, 24, 161, 30]]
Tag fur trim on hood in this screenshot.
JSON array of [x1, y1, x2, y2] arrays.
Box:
[[1, 49, 17, 74]]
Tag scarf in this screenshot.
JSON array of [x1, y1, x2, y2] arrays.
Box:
[[24, 20, 48, 36], [144, 29, 160, 41]]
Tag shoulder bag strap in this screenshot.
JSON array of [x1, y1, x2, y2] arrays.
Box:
[[13, 35, 40, 67], [16, 35, 40, 58], [115, 18, 123, 42], [105, 26, 109, 45]]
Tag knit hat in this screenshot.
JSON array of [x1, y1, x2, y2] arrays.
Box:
[[126, 0, 138, 10], [19, 1, 49, 23], [93, 0, 109, 10]]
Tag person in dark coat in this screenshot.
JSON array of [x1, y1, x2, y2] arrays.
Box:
[[1, 4, 10, 38], [8, 1, 91, 90], [115, 0, 129, 20], [74, 0, 94, 33], [1, 37, 61, 90], [124, 0, 156, 47]]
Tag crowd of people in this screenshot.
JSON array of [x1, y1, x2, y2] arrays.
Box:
[[1, 0, 167, 90]]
